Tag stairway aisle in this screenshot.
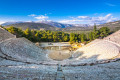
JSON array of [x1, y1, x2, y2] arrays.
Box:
[[56, 64, 65, 80]]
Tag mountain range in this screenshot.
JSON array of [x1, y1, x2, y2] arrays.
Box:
[[4, 22, 60, 30], [1, 20, 120, 31], [2, 20, 90, 28], [97, 20, 120, 31]]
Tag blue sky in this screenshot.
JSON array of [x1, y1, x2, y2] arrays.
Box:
[[0, 0, 120, 24]]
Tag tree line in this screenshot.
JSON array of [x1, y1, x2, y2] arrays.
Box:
[[70, 25, 111, 43], [0, 25, 111, 43]]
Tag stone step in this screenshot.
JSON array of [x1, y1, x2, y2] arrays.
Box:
[[56, 64, 65, 80], [57, 72, 64, 78], [56, 77, 65, 80]]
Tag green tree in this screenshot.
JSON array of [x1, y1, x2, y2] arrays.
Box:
[[99, 27, 110, 38], [53, 32, 58, 42], [35, 32, 41, 42], [0, 25, 4, 28], [24, 28, 32, 40], [95, 30, 100, 38], [89, 32, 93, 41], [70, 33, 75, 42], [93, 23, 97, 32], [81, 33, 85, 43], [92, 23, 97, 39], [78, 34, 81, 42], [6, 26, 24, 37]]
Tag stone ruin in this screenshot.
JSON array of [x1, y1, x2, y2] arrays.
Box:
[[0, 27, 120, 80], [0, 27, 16, 42]]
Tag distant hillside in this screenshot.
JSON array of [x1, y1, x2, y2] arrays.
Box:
[[2, 21, 24, 26], [5, 22, 60, 30], [37, 20, 73, 28], [64, 21, 120, 31], [2, 21, 73, 28], [3, 21, 91, 31], [3, 20, 120, 31], [97, 20, 120, 31], [2, 21, 90, 28], [64, 26, 93, 31]]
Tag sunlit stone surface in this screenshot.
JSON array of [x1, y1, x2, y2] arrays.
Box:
[[0, 27, 120, 80]]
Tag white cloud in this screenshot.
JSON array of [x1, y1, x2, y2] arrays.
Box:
[[77, 16, 90, 19], [0, 21, 5, 25], [90, 14, 117, 24], [28, 14, 49, 20], [59, 20, 85, 24], [28, 14, 36, 17], [58, 14, 118, 25], [34, 15, 49, 20]]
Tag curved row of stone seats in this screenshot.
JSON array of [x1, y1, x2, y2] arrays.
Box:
[[0, 63, 57, 80], [85, 39, 101, 47], [104, 30, 120, 45], [0, 27, 16, 42], [63, 30, 120, 66], [1, 38, 118, 66], [62, 60, 120, 80], [0, 38, 50, 64], [19, 38, 120, 66], [0, 55, 120, 80], [72, 40, 120, 64]]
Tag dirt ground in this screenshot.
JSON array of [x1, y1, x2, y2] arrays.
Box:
[[48, 50, 71, 61]]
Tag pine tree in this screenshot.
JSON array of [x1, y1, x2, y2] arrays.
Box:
[[70, 33, 75, 42], [99, 27, 110, 38], [93, 23, 97, 32], [24, 28, 32, 40], [81, 33, 85, 43], [89, 32, 93, 41], [93, 23, 97, 39]]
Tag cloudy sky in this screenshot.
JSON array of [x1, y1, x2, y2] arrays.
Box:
[[0, 0, 120, 25]]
